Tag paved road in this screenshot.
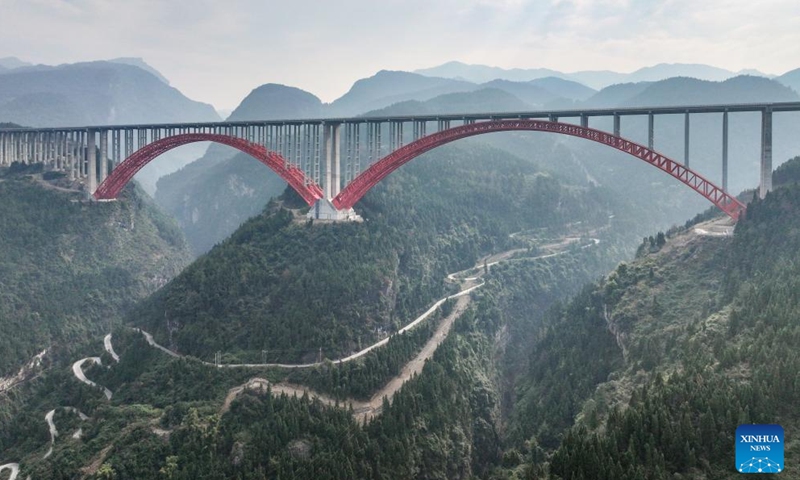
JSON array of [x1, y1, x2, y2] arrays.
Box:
[[0, 463, 18, 480], [215, 235, 599, 421], [44, 407, 89, 459], [103, 334, 120, 362], [135, 281, 484, 370], [71, 358, 112, 400], [136, 231, 601, 422]]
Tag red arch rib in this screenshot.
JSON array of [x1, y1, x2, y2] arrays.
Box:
[[94, 133, 323, 205], [333, 120, 746, 221]]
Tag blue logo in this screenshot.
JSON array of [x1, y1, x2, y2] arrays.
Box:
[[736, 424, 784, 474]]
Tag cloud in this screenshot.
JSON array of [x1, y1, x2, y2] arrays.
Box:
[[0, 0, 798, 108]]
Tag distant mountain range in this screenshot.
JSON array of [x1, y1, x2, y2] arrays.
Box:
[[414, 61, 777, 90], [0, 58, 220, 193], [3, 55, 800, 253]]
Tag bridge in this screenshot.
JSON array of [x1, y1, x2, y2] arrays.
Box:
[[1, 102, 797, 221]]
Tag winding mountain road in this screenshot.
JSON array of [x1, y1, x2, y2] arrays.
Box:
[[103, 334, 120, 362], [0, 463, 18, 480], [71, 358, 112, 400], [43, 407, 89, 459], [125, 230, 600, 422]]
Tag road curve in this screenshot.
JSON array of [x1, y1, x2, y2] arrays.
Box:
[[44, 407, 89, 459], [71, 358, 112, 400], [135, 281, 484, 370], [139, 231, 600, 421], [103, 334, 120, 362], [0, 463, 19, 480]]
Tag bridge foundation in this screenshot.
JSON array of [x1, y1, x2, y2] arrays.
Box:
[[306, 199, 361, 221]]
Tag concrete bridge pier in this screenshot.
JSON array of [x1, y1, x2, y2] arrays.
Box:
[[308, 122, 361, 221], [99, 130, 108, 185], [87, 130, 97, 198], [760, 108, 772, 199]]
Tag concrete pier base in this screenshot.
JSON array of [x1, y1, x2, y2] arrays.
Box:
[[307, 199, 362, 221]]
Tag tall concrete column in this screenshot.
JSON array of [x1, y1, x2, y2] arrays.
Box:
[[580, 115, 588, 128], [99, 130, 108, 184], [331, 123, 341, 197], [323, 124, 332, 199], [69, 132, 76, 181], [684, 112, 690, 167], [613, 114, 620, 136], [87, 130, 97, 197], [648, 113, 654, 149], [760, 108, 773, 199], [322, 123, 342, 199], [722, 111, 728, 192]]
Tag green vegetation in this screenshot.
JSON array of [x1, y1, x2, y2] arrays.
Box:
[[507, 170, 800, 478], [0, 168, 192, 375], [134, 143, 618, 364], [286, 304, 443, 400]]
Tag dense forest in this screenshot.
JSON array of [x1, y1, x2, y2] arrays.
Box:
[[511, 159, 800, 478], [0, 165, 191, 375], [133, 143, 622, 364], [6, 145, 799, 479], [0, 140, 631, 478]]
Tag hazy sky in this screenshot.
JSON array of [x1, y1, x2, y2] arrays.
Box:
[[2, 0, 799, 110]]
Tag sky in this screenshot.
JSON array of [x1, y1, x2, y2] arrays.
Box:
[[1, 0, 800, 110]]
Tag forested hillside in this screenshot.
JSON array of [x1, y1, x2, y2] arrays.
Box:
[[505, 158, 800, 479], [0, 165, 192, 376], [136, 142, 623, 364]]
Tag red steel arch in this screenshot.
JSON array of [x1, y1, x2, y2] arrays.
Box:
[[333, 120, 746, 220], [94, 133, 323, 204]]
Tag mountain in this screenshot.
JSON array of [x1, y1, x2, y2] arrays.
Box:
[[0, 60, 221, 193], [569, 75, 800, 210], [329, 70, 476, 116], [107, 57, 170, 85], [510, 160, 800, 478], [775, 67, 800, 95], [625, 62, 742, 83], [153, 83, 325, 255], [227, 83, 324, 120], [416, 61, 775, 90], [0, 56, 32, 70], [0, 127, 634, 478], [365, 88, 532, 116], [414, 61, 565, 84], [0, 164, 192, 376], [479, 80, 559, 107], [140, 141, 623, 363], [0, 61, 219, 126], [528, 76, 596, 101], [622, 75, 797, 106]]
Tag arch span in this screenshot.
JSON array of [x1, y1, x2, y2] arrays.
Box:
[[94, 133, 323, 204], [333, 120, 746, 220]]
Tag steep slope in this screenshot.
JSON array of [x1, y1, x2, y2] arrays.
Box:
[[365, 88, 531, 116], [528, 77, 596, 101], [0, 61, 218, 127], [0, 133, 634, 480], [775, 67, 800, 95], [329, 70, 476, 116], [507, 160, 800, 478], [0, 165, 192, 377], [137, 142, 623, 364], [154, 84, 325, 255], [568, 75, 800, 224], [0, 61, 221, 193]]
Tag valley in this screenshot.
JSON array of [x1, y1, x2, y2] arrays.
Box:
[[2, 49, 800, 480]]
